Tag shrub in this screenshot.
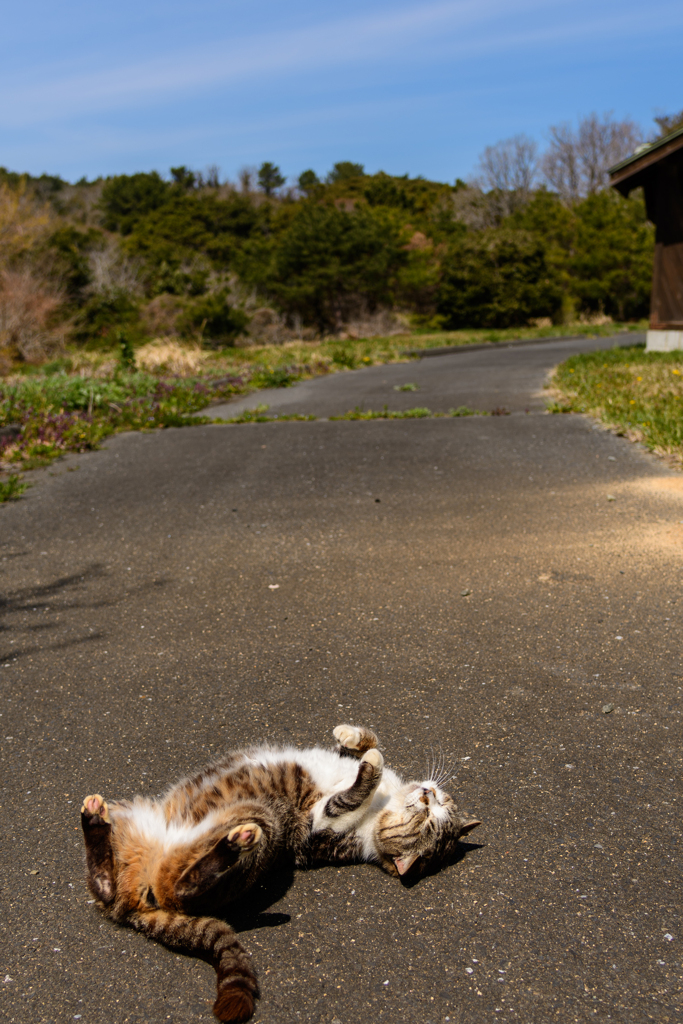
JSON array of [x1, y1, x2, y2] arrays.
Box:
[[0, 269, 66, 363], [73, 290, 143, 347], [176, 291, 248, 347]]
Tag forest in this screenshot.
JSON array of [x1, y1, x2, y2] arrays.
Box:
[[1, 110, 678, 370]]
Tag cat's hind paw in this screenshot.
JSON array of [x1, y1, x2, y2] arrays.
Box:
[[227, 822, 263, 850], [81, 794, 110, 825], [333, 724, 363, 750]]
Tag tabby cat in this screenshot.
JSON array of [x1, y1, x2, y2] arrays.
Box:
[[80, 723, 480, 1023]]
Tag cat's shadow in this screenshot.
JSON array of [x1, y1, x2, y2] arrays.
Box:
[[199, 853, 297, 934], [399, 839, 485, 889], [198, 841, 486, 932]]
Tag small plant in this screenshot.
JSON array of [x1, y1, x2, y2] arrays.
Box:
[[329, 343, 359, 369], [252, 365, 304, 389], [117, 330, 136, 371], [0, 474, 28, 502], [448, 405, 486, 416]]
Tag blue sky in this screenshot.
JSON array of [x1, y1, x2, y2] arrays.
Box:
[[2, 0, 680, 184]]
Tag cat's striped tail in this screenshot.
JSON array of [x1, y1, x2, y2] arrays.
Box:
[[129, 909, 259, 1023]]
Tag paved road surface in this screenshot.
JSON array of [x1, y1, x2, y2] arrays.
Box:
[[1, 333, 681, 1024], [207, 332, 645, 419]]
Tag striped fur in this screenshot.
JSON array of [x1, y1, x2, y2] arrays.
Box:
[[80, 725, 480, 1022]]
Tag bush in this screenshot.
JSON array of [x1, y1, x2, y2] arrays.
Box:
[[0, 269, 66, 363], [176, 291, 248, 347], [73, 290, 143, 347]]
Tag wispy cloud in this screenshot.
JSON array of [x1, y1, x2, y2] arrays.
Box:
[[2, 0, 681, 131], [0, 0, 543, 125]]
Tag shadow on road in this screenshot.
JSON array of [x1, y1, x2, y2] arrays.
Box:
[[0, 563, 171, 664]]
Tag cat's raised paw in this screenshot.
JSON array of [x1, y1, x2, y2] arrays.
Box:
[[361, 748, 384, 770], [227, 822, 263, 849], [81, 794, 110, 824], [333, 724, 363, 750]]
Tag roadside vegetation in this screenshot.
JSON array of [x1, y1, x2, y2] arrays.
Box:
[[1, 109, 680, 496], [551, 347, 683, 465]]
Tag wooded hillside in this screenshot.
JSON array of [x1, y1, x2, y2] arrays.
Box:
[[0, 113, 660, 369]]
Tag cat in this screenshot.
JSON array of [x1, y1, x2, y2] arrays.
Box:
[[80, 723, 481, 1023]]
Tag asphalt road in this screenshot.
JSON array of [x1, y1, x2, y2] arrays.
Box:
[[1, 333, 681, 1024], [206, 332, 645, 419]]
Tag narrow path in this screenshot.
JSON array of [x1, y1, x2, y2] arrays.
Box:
[[207, 332, 645, 418]]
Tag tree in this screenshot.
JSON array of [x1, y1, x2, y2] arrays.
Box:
[[257, 162, 285, 196], [654, 110, 683, 137], [570, 190, 653, 321], [437, 229, 562, 328], [473, 134, 538, 217], [170, 166, 197, 190], [326, 161, 365, 184], [264, 203, 405, 331], [99, 172, 171, 234], [297, 169, 320, 194], [541, 113, 642, 203]]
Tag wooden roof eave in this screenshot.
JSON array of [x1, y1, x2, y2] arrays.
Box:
[[609, 130, 683, 196]]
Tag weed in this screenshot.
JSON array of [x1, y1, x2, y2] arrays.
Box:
[[0, 474, 28, 502], [117, 330, 136, 371], [217, 405, 317, 424], [448, 405, 486, 416]]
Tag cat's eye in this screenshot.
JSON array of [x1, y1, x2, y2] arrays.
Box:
[[145, 889, 158, 908]]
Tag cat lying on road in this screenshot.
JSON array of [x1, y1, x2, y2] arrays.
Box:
[[80, 723, 480, 1023]]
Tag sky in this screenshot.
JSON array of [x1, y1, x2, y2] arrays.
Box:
[[1, 0, 681, 185]]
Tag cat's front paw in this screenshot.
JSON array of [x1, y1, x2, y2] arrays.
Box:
[[81, 794, 110, 825], [333, 724, 363, 750], [227, 822, 263, 850], [361, 748, 384, 771]]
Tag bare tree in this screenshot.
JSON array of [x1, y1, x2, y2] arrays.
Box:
[[238, 167, 255, 194], [476, 134, 538, 193], [472, 134, 538, 218], [87, 240, 143, 296], [541, 113, 642, 202]]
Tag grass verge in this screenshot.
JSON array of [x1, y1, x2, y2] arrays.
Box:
[[550, 346, 683, 465]]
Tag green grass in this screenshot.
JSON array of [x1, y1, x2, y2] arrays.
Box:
[[551, 346, 683, 462], [329, 405, 486, 420], [0, 474, 29, 502], [215, 405, 317, 424]]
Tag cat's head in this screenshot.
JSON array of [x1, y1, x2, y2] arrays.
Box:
[[376, 781, 480, 878]]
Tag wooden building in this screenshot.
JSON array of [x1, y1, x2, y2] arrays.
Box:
[[610, 126, 683, 351]]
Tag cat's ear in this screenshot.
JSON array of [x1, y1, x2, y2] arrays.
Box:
[[393, 852, 420, 876], [174, 837, 241, 901], [460, 819, 482, 836]]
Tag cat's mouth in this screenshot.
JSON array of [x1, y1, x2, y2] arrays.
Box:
[[406, 785, 437, 812]]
